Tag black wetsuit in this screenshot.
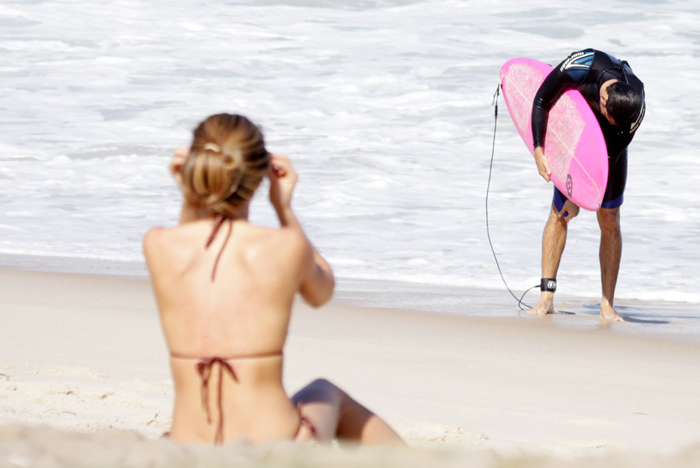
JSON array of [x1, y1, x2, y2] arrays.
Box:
[[531, 49, 645, 209]]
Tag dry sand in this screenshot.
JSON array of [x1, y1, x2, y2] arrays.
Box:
[[1, 267, 699, 467]]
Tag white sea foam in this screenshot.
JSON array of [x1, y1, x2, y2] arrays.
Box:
[[1, 0, 699, 316]]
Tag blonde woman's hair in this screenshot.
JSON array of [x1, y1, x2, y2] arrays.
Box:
[[181, 114, 269, 217]]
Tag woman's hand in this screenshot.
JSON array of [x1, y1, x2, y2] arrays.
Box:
[[170, 147, 200, 224], [269, 153, 298, 218], [534, 146, 551, 182], [170, 146, 189, 186]]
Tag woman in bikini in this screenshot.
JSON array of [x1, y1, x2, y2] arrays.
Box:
[[143, 113, 403, 445]]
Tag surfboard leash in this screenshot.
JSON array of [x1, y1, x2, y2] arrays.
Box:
[[486, 82, 538, 311]]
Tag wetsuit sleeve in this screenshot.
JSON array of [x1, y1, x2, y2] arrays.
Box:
[[532, 50, 594, 149]]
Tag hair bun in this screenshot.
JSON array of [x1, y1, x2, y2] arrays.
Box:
[[182, 113, 269, 218]]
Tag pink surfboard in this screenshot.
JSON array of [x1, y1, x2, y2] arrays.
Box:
[[500, 58, 608, 211]]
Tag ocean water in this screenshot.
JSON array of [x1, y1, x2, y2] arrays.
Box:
[[1, 0, 699, 310]]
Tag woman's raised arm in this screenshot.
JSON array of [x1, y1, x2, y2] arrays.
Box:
[[268, 153, 335, 307]]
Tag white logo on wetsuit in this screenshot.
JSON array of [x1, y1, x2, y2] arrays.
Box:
[[630, 103, 646, 134], [560, 51, 594, 72]]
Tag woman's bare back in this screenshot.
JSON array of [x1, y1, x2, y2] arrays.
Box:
[[144, 217, 314, 443]]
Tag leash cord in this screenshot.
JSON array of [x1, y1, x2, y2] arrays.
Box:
[[486, 83, 538, 311]]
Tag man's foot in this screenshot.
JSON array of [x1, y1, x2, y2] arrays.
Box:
[[527, 293, 554, 317], [601, 300, 625, 322]]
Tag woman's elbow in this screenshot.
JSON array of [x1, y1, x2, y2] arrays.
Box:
[[304, 294, 329, 308], [302, 275, 335, 308]]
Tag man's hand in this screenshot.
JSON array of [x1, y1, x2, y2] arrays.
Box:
[[534, 146, 551, 182], [557, 199, 580, 221]]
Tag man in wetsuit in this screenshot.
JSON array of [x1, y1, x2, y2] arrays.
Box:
[[529, 49, 645, 321]]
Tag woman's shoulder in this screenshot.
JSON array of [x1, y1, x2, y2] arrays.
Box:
[[142, 225, 182, 269], [233, 226, 311, 280], [143, 224, 188, 249], [143, 226, 167, 254], [244, 224, 311, 257], [142, 224, 204, 262]]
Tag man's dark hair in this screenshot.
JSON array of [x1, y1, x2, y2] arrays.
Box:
[[606, 82, 644, 132]]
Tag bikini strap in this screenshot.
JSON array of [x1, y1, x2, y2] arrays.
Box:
[[172, 352, 283, 444], [170, 350, 283, 360], [205, 215, 233, 282], [169, 352, 284, 444], [195, 357, 237, 445]]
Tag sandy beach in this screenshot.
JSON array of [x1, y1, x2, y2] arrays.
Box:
[[1, 267, 699, 467], [2, 0, 700, 465]]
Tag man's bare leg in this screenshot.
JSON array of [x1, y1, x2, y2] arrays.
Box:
[[597, 207, 625, 322], [528, 203, 570, 316]]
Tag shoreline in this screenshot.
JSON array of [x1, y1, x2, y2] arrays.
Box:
[[1, 266, 700, 466], [1, 254, 699, 344]]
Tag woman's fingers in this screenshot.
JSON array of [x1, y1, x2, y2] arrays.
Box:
[[174, 146, 189, 159], [269, 153, 295, 179], [171, 147, 189, 175]]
